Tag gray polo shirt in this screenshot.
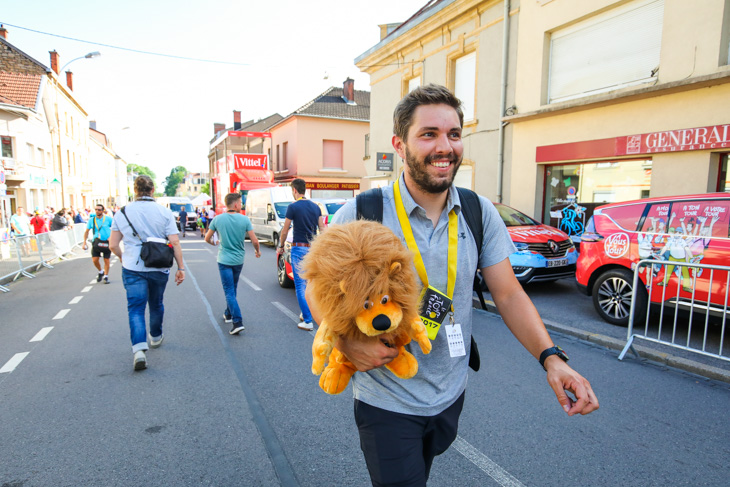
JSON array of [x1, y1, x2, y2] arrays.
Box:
[[112, 200, 179, 273], [331, 175, 515, 416]]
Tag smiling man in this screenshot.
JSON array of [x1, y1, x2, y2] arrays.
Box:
[[323, 84, 599, 486]]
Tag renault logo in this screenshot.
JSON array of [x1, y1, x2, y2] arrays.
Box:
[[548, 240, 560, 254]]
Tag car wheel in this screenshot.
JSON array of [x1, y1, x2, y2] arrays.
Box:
[[278, 253, 294, 288], [592, 268, 647, 327]]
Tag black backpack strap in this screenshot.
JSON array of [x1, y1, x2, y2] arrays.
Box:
[[456, 187, 485, 373], [356, 188, 384, 222]]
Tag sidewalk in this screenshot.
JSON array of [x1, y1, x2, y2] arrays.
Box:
[[472, 295, 730, 384]]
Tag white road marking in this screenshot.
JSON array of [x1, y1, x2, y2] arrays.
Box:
[[69, 296, 83, 304], [109, 263, 114, 267], [30, 327, 54, 342], [271, 302, 315, 335], [53, 309, 70, 320], [0, 352, 30, 373], [89, 279, 97, 284], [272, 302, 300, 323], [241, 275, 261, 291], [81, 286, 92, 293], [452, 436, 526, 487]]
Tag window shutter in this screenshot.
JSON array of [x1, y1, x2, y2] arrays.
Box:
[[548, 0, 664, 103]]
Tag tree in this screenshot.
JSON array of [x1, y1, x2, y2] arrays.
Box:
[[200, 181, 210, 196], [127, 164, 156, 181], [164, 166, 187, 196]]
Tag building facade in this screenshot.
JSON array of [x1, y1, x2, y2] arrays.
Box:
[[265, 78, 370, 199], [356, 0, 730, 244], [508, 0, 730, 243]]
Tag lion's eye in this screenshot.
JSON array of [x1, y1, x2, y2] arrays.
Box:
[[381, 295, 390, 305], [363, 300, 371, 310]]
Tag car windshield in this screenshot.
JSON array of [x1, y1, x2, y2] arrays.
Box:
[[324, 202, 345, 215], [274, 202, 291, 218], [170, 203, 193, 213], [495, 204, 539, 227]]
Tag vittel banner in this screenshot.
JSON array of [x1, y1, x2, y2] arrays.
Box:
[[233, 154, 268, 171]]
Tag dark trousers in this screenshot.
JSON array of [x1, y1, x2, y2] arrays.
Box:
[[354, 391, 465, 487]]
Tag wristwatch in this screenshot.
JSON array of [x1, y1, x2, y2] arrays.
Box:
[[539, 346, 569, 371]]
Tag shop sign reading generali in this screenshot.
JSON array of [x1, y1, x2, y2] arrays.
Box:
[[536, 124, 730, 163]]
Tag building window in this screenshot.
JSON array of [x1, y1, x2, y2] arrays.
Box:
[[276, 144, 280, 172], [722, 0, 730, 66], [27, 143, 35, 165], [454, 52, 476, 122], [364, 134, 370, 159], [1, 136, 13, 158], [408, 77, 421, 93], [543, 159, 652, 240], [282, 141, 288, 171], [548, 0, 664, 103], [323, 140, 343, 169]]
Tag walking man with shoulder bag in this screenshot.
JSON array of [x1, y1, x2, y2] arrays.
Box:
[[83, 204, 113, 284], [109, 176, 185, 371]]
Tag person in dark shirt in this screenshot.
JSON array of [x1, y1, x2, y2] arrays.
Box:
[[178, 207, 188, 237], [278, 178, 324, 331]]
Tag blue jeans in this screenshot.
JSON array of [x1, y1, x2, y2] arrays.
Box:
[[218, 262, 243, 324], [290, 246, 312, 323], [122, 268, 170, 352]]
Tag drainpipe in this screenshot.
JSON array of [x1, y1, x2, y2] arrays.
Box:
[[496, 0, 510, 203]]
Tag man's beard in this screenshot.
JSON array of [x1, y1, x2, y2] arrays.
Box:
[[405, 147, 461, 194]]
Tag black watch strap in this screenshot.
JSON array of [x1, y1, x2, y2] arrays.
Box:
[[539, 346, 569, 371]]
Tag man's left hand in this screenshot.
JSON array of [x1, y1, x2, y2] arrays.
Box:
[[545, 357, 599, 416]]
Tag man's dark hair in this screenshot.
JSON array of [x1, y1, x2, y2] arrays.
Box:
[[291, 178, 306, 195], [134, 175, 155, 196], [96, 204, 105, 211], [225, 192, 242, 207], [393, 84, 463, 142]]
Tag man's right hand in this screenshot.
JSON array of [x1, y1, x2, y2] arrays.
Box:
[[82, 244, 88, 250], [335, 335, 399, 372]]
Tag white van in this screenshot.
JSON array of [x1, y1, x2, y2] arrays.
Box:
[[245, 186, 294, 244], [157, 196, 197, 231]]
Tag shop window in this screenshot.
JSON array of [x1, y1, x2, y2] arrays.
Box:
[[1, 136, 13, 159], [548, 0, 664, 103], [544, 159, 652, 240], [454, 52, 476, 122], [323, 140, 343, 169], [719, 153, 729, 192]]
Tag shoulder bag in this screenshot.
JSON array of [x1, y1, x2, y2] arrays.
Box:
[[120, 207, 174, 268]]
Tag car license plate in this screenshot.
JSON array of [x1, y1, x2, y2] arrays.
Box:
[[547, 258, 568, 268]]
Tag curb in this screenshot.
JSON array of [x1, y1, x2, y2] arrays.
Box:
[[472, 297, 730, 384]]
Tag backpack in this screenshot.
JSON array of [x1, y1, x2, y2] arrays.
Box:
[[355, 186, 485, 371]]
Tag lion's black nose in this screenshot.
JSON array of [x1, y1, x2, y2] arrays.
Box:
[[372, 314, 391, 331]]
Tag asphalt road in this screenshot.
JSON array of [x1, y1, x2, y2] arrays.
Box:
[[1, 237, 729, 486]]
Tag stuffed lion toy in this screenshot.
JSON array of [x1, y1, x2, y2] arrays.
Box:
[[300, 220, 432, 395]]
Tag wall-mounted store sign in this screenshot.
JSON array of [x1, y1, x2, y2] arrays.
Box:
[[536, 123, 730, 163], [306, 182, 360, 190], [376, 152, 394, 171]]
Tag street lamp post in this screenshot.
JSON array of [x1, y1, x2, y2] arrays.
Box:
[[52, 51, 101, 208]]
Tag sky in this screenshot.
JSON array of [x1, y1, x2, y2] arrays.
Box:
[[1, 0, 426, 186]]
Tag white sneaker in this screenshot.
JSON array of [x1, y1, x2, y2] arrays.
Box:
[[133, 350, 147, 371], [149, 335, 164, 348], [223, 313, 232, 324], [298, 321, 314, 331]]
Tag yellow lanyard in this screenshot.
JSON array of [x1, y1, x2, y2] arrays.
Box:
[[393, 181, 458, 303]]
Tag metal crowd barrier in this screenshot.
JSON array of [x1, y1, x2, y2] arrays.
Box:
[[619, 259, 729, 363], [0, 226, 87, 292]]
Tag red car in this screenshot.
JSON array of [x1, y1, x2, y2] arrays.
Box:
[[576, 193, 730, 326]]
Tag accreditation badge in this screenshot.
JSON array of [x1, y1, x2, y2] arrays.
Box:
[[445, 323, 466, 358], [419, 286, 452, 340]]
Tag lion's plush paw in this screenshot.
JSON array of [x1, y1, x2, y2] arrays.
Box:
[[319, 363, 356, 395], [385, 349, 418, 379]]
